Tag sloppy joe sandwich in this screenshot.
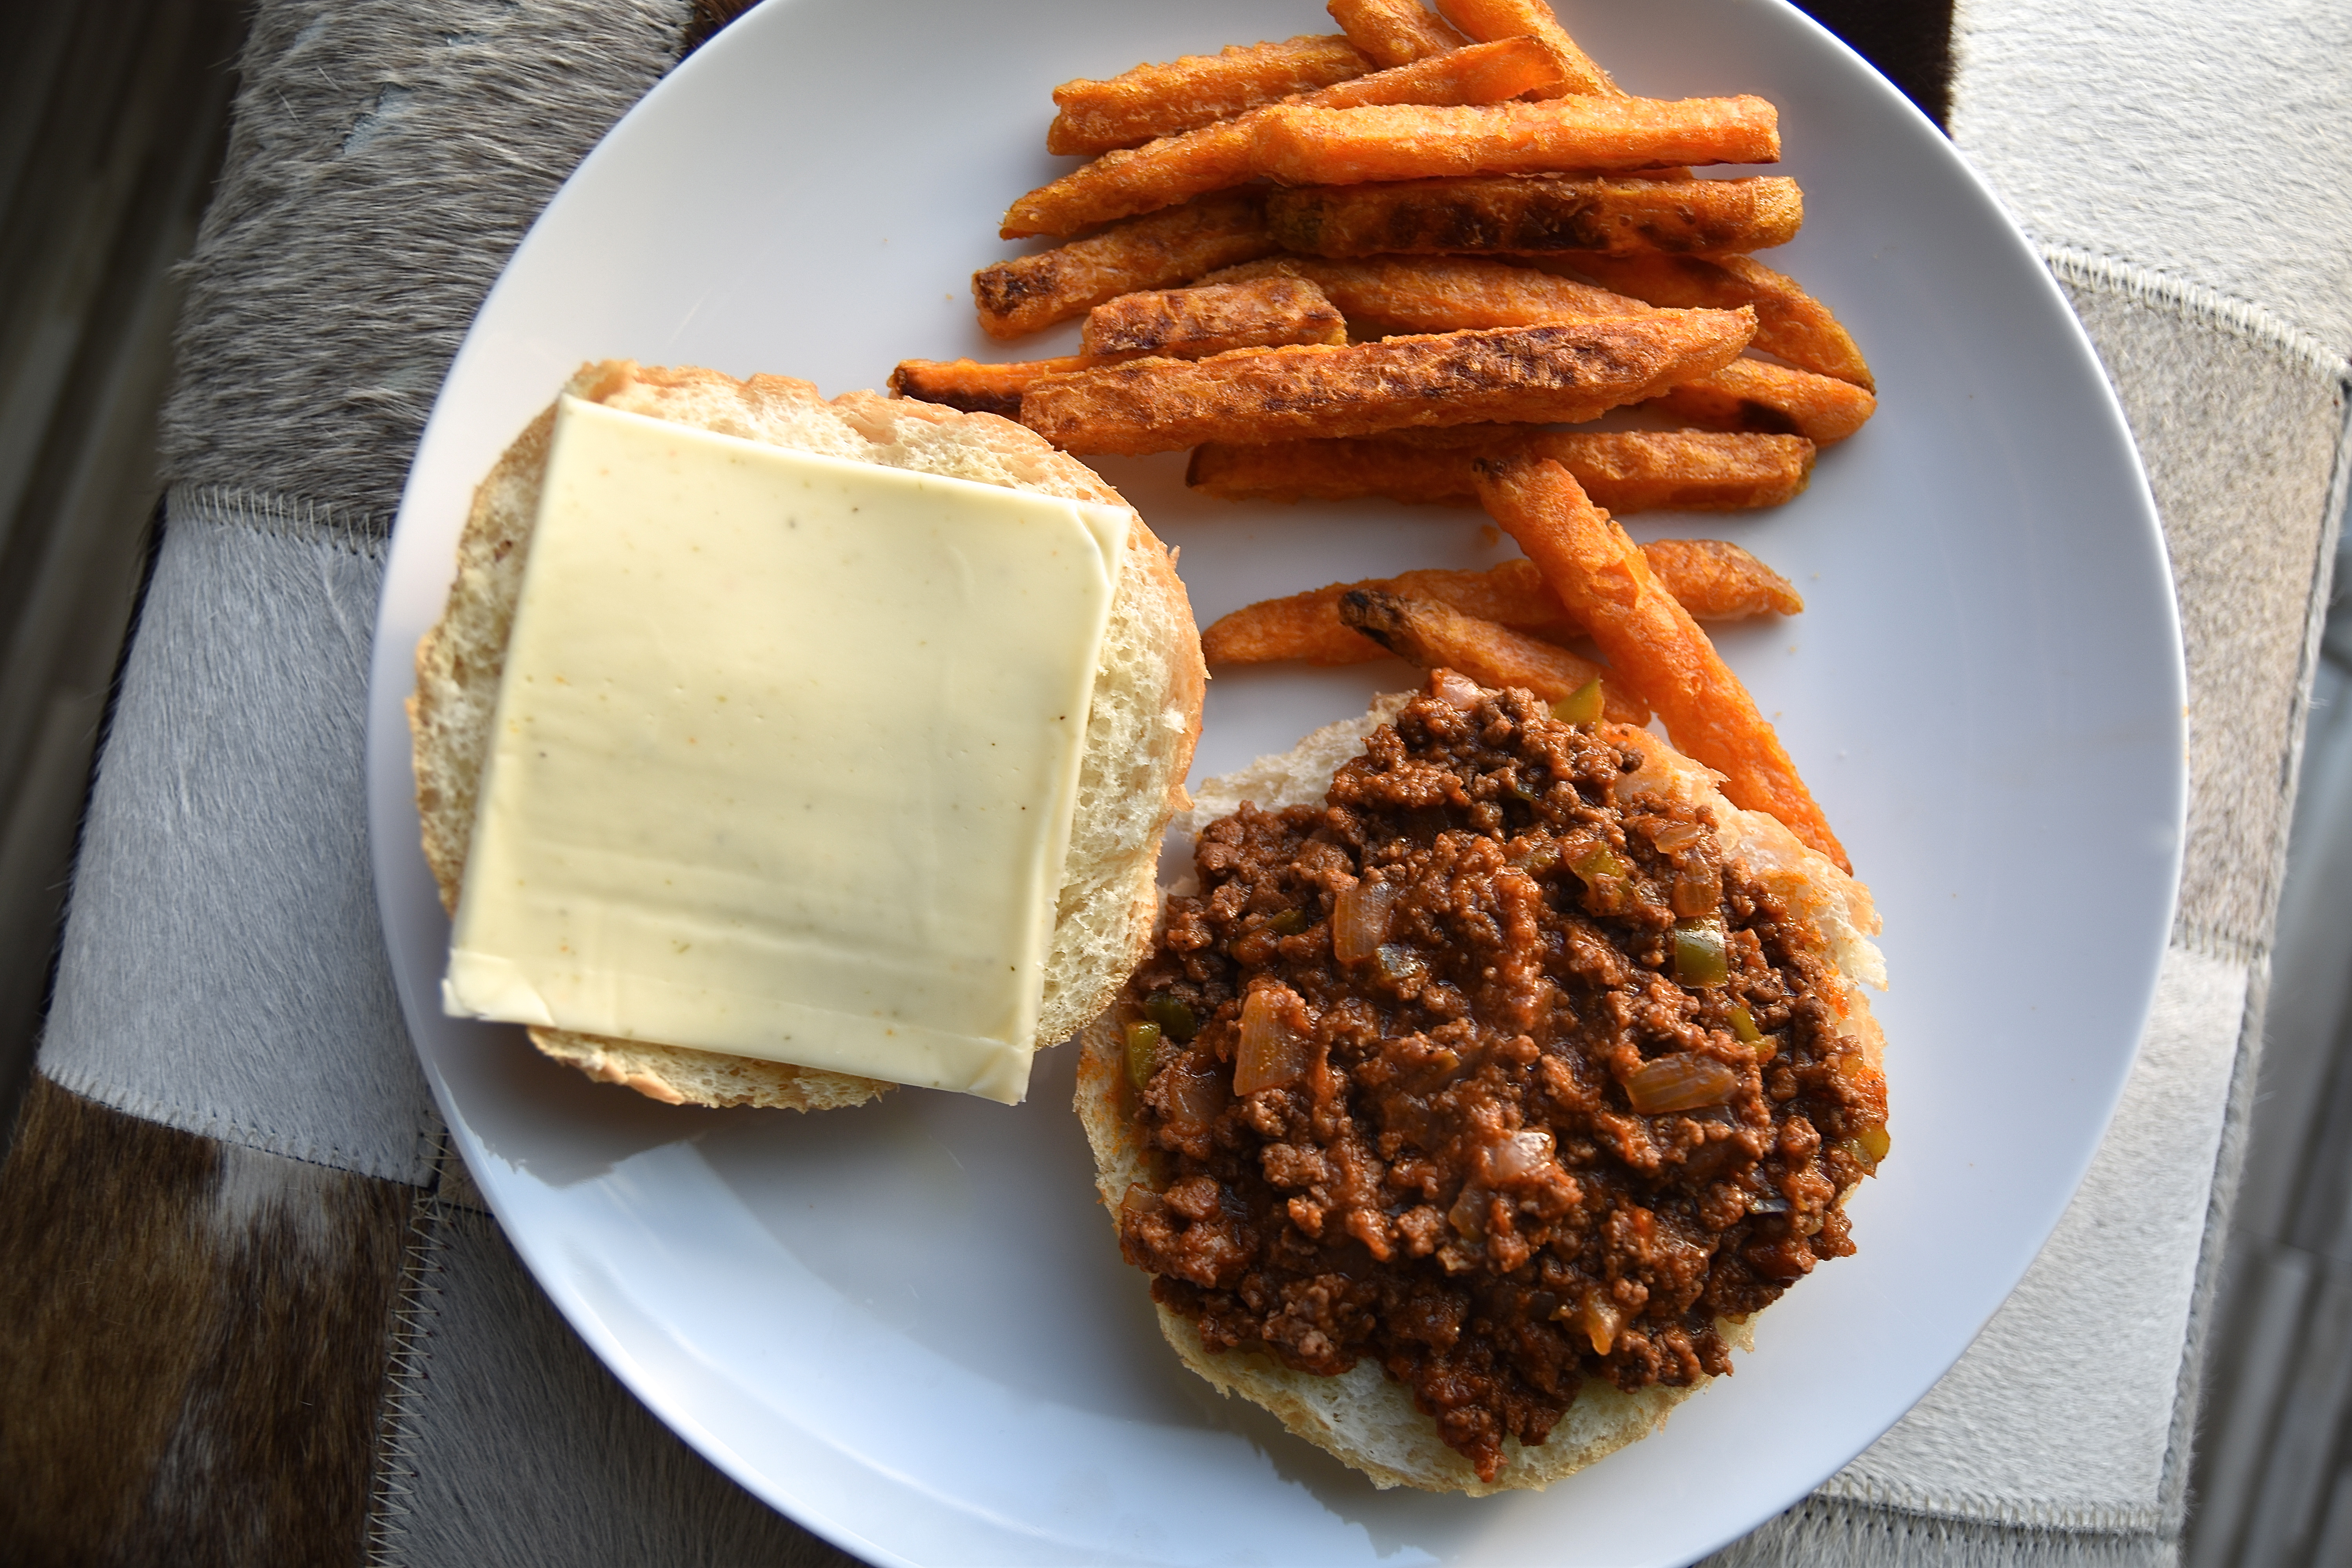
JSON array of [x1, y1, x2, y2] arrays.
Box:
[[1077, 674, 1885, 1491], [411, 361, 1203, 1110]]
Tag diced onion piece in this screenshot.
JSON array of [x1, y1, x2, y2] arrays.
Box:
[[1672, 920, 1730, 987], [1165, 1059, 1224, 1134], [1845, 1124, 1891, 1171], [1571, 1291, 1624, 1356], [1144, 993, 1198, 1041], [1727, 1003, 1763, 1045], [1550, 678, 1605, 724], [1670, 866, 1721, 918], [1267, 909, 1308, 936], [1234, 986, 1311, 1095], [1484, 1128, 1555, 1183], [1648, 820, 1705, 852], [1621, 1052, 1742, 1114], [1448, 1184, 1489, 1239], [1333, 877, 1399, 963], [1124, 1020, 1162, 1091], [1433, 670, 1484, 710]]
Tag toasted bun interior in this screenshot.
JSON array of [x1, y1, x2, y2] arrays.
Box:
[[410, 361, 1204, 1109], [1075, 693, 1881, 1492]]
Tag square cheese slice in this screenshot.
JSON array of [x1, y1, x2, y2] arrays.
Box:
[[441, 396, 1129, 1103]]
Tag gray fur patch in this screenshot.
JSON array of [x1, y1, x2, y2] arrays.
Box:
[[2054, 283, 2350, 961], [369, 1201, 858, 1568], [41, 493, 437, 1184], [157, 0, 688, 525]]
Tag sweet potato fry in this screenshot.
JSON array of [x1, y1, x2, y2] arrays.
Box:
[[889, 356, 1088, 418], [1188, 428, 1815, 513], [1004, 39, 1566, 240], [1433, 0, 1617, 95], [1250, 95, 1780, 185], [1201, 549, 1795, 669], [1203, 584, 1391, 666], [1211, 590, 1383, 666], [1047, 35, 1372, 156], [1328, 0, 1469, 67], [1650, 356, 1877, 444], [1557, 252, 1871, 388], [903, 279, 1349, 416], [1295, 35, 1567, 112], [1474, 454, 1848, 867], [1266, 174, 1802, 256], [972, 191, 1276, 339], [1638, 538, 1803, 617], [1082, 276, 1346, 358], [1204, 563, 1573, 667], [1194, 254, 1864, 446], [1003, 119, 1263, 244], [1020, 308, 1754, 456], [1337, 591, 1650, 724], [1538, 431, 1815, 514], [1207, 252, 1647, 328], [1393, 558, 1577, 628]]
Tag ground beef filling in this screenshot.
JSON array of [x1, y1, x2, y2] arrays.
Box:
[[1114, 683, 1887, 1482]]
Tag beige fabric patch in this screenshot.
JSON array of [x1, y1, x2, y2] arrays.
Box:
[[1951, 0, 2352, 358], [1821, 943, 2248, 1524], [2054, 284, 2347, 958]]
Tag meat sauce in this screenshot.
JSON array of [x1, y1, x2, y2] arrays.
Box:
[[1113, 681, 1887, 1481]]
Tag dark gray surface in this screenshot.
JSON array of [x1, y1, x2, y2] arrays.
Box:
[[0, 0, 244, 1156], [374, 1191, 857, 1568]]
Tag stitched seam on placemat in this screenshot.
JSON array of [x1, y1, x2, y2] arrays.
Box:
[[2169, 920, 2263, 971], [1815, 1471, 2168, 1535], [170, 481, 388, 555], [1756, 1495, 2173, 1564], [35, 1064, 428, 1186], [2043, 247, 2352, 387], [363, 1180, 450, 1568]]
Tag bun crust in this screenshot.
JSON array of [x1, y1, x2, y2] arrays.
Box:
[[410, 361, 1204, 1109], [1075, 695, 1880, 1492]]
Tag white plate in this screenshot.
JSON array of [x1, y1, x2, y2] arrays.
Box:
[[366, 3, 2184, 1563]]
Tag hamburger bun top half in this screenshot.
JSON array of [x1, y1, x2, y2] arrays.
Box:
[[408, 361, 1204, 1109]]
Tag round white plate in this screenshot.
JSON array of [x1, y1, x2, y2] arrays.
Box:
[[367, 3, 2184, 1563]]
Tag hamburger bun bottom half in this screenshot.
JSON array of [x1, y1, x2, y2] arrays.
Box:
[[1076, 690, 1885, 1493]]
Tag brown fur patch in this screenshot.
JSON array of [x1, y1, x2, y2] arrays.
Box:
[[0, 1075, 415, 1565]]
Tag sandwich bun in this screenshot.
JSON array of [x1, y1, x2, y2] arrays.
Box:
[[410, 360, 1205, 1109], [1076, 689, 1884, 1493]]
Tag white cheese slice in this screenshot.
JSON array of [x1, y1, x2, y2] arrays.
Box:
[[441, 396, 1129, 1104]]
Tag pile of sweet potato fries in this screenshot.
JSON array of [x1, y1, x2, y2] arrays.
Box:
[[889, 0, 1867, 870]]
